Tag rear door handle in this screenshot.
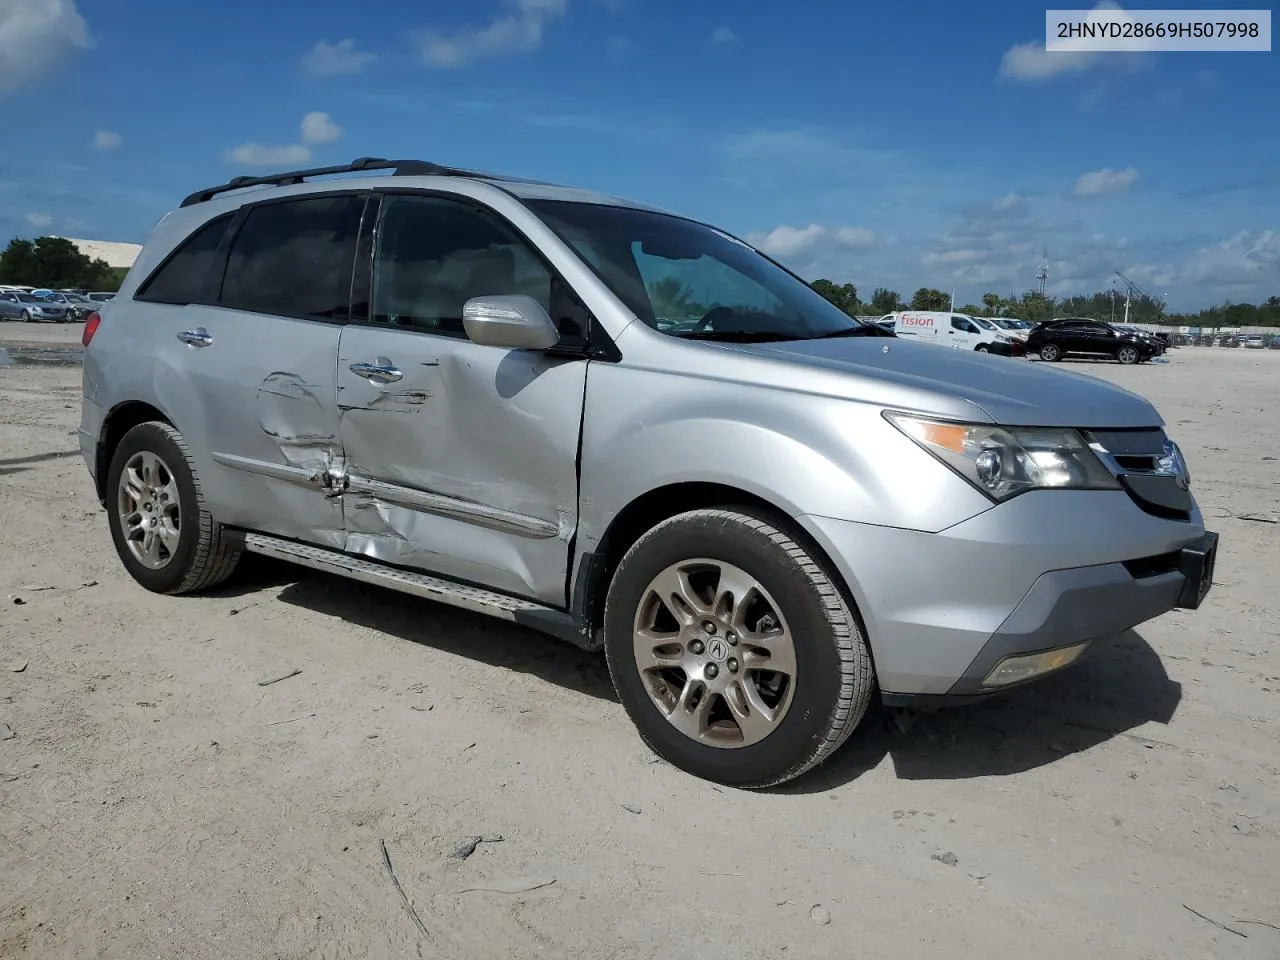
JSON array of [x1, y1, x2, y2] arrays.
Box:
[[349, 360, 403, 383], [177, 327, 213, 347]]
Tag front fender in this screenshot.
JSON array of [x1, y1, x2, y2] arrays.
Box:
[[578, 361, 992, 556]]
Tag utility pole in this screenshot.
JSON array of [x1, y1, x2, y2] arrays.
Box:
[[1115, 270, 1147, 327]]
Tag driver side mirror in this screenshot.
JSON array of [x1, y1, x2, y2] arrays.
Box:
[[462, 295, 561, 350]]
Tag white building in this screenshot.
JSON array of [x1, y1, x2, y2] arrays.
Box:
[[57, 238, 143, 270]]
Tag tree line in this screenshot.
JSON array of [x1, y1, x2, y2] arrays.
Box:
[[810, 279, 1280, 328], [0, 236, 126, 291], [4, 233, 1275, 329]]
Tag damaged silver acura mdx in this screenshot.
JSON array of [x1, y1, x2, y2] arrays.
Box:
[[79, 157, 1218, 788]]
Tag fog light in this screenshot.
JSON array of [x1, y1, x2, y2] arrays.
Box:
[[982, 642, 1089, 688]]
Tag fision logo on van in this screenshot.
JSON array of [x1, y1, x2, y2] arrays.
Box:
[[899, 314, 935, 327]]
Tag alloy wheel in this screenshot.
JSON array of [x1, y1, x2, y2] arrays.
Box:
[[116, 450, 183, 569], [632, 559, 797, 748]]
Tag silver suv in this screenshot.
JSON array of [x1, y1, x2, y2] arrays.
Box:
[[78, 157, 1218, 788]]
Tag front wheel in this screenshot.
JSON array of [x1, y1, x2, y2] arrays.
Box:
[[603, 508, 874, 789], [1116, 345, 1139, 365], [975, 345, 990, 354], [1038, 343, 1061, 361], [19, 310, 30, 322], [105, 421, 242, 594]]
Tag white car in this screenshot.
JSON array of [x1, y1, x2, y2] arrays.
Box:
[[989, 317, 1033, 341], [883, 311, 1023, 356]]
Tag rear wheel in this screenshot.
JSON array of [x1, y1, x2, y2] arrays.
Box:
[[105, 421, 241, 594], [1116, 345, 1139, 365], [1038, 343, 1061, 361], [604, 508, 874, 789]]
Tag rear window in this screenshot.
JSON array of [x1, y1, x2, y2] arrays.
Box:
[[217, 194, 365, 321], [135, 213, 234, 305]]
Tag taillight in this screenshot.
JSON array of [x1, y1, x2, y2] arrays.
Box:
[[82, 311, 101, 347]]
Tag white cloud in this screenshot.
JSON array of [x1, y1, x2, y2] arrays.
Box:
[[708, 26, 738, 46], [747, 224, 877, 259], [923, 248, 989, 266], [300, 111, 343, 144], [999, 2, 1148, 81], [26, 212, 52, 228], [227, 112, 343, 167], [991, 192, 1026, 214], [0, 0, 91, 94], [415, 0, 567, 68], [1180, 230, 1280, 288], [92, 129, 122, 151], [227, 143, 312, 168], [302, 39, 376, 75], [1072, 166, 1140, 198]]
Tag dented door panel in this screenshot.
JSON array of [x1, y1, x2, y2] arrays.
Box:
[[335, 326, 586, 605], [168, 304, 346, 547]]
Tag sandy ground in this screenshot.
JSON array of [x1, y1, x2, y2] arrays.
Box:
[[2, 320, 1278, 960]]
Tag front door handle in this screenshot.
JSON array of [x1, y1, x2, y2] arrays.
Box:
[[177, 327, 213, 347], [349, 360, 403, 383]]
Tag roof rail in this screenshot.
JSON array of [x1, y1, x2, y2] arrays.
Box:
[[178, 157, 520, 208]]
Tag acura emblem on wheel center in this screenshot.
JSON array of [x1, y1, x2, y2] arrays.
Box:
[[706, 638, 729, 662]]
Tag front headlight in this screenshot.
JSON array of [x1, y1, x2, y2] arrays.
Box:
[[885, 414, 1121, 501]]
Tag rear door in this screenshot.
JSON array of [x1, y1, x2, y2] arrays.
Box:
[[333, 191, 588, 605], [133, 192, 366, 548]]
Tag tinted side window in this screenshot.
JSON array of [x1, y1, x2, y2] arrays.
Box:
[[219, 194, 365, 321], [135, 213, 233, 304], [951, 317, 977, 334], [370, 194, 552, 336]]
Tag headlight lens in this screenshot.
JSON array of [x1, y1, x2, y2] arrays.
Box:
[[886, 414, 1121, 500]]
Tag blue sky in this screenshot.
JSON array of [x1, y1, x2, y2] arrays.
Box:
[[1, 0, 1276, 310]]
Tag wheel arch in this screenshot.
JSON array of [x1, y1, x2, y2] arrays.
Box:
[[95, 400, 173, 501], [572, 481, 871, 656]]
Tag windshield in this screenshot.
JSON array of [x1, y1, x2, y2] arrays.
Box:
[[17, 294, 44, 303], [968, 315, 997, 330], [524, 200, 869, 341]]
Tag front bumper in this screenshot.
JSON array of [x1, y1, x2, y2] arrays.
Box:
[[798, 490, 1216, 702]]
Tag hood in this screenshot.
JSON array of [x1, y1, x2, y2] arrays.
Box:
[[731, 336, 1163, 429]]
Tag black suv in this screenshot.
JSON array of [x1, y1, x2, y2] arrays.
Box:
[[1026, 318, 1157, 365]]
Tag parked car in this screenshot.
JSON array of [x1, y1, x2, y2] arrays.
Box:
[[1243, 336, 1265, 349], [883, 311, 1024, 356], [38, 291, 94, 320], [78, 156, 1218, 788], [1114, 325, 1166, 356], [0, 291, 70, 322], [989, 317, 1033, 340], [1026, 317, 1158, 364], [1269, 337, 1280, 349]]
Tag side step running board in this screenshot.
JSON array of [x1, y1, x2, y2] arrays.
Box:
[[241, 532, 587, 647]]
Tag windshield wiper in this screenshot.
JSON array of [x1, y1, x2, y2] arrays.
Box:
[[810, 324, 895, 339], [675, 330, 802, 343]]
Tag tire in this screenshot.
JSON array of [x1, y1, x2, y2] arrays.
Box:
[[603, 508, 874, 789], [975, 345, 990, 354], [105, 421, 241, 594], [19, 310, 30, 322], [1038, 343, 1061, 361], [1116, 345, 1139, 365]]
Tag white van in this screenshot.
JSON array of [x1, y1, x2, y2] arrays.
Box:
[[882, 312, 1024, 356]]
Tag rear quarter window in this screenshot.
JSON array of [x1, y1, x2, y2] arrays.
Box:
[[134, 213, 235, 305]]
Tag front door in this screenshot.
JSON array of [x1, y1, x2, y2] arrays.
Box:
[[948, 315, 980, 349], [141, 193, 367, 549], [334, 192, 587, 605]]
